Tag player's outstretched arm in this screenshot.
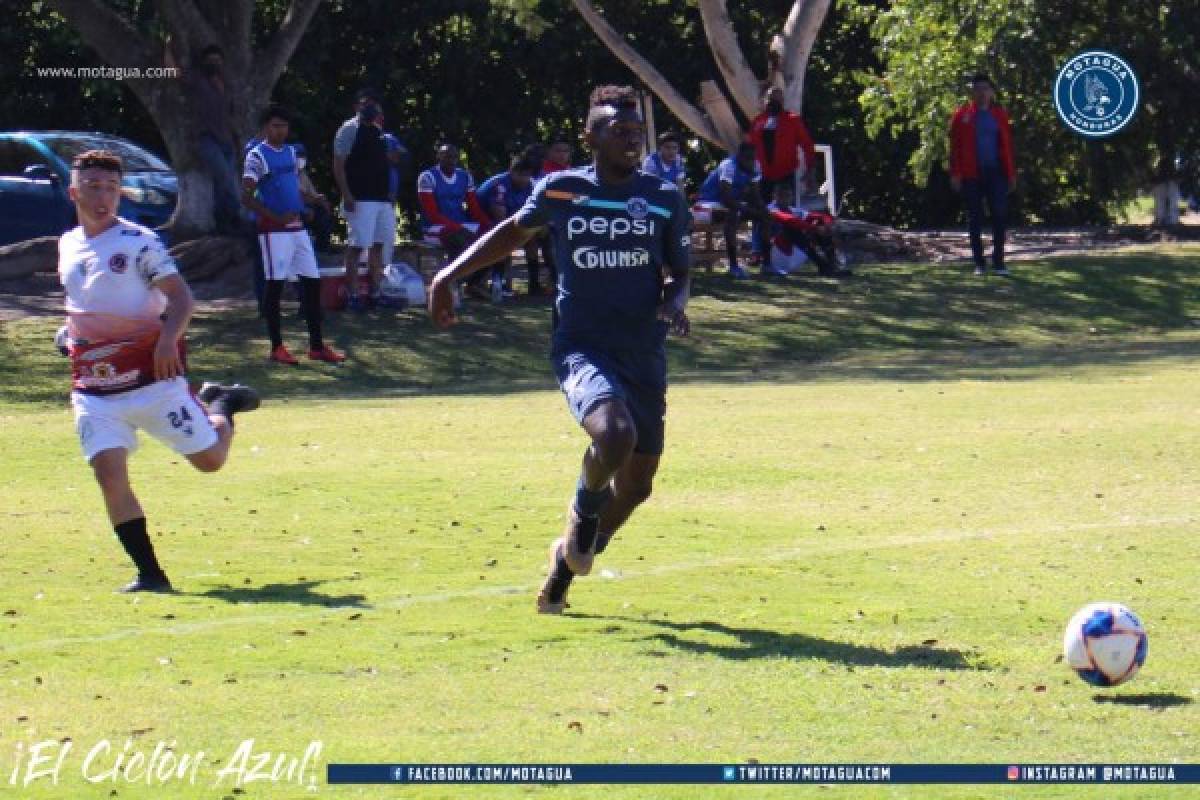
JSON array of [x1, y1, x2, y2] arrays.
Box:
[[428, 217, 536, 328]]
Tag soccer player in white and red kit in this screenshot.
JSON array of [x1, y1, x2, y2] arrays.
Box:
[[59, 150, 260, 592]]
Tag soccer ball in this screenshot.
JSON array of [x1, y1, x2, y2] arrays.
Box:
[[1063, 602, 1147, 687]]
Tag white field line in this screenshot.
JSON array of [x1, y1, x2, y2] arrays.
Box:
[[4, 514, 1191, 653]]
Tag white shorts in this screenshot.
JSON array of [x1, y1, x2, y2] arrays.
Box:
[[691, 201, 726, 225], [343, 201, 395, 248], [770, 244, 809, 273], [259, 229, 319, 282], [421, 222, 479, 244], [72, 377, 218, 463]]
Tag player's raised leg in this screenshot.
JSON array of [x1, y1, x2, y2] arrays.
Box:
[[191, 382, 261, 471]]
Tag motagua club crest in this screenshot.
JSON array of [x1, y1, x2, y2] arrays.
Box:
[[1054, 50, 1139, 138]]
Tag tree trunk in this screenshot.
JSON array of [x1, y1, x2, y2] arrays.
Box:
[[570, 0, 726, 147], [170, 168, 218, 243], [572, 0, 832, 151], [44, 0, 322, 244], [1151, 181, 1181, 227], [697, 0, 763, 119], [699, 82, 744, 151], [781, 0, 833, 114]]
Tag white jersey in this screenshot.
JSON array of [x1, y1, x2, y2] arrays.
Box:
[[58, 218, 184, 396], [58, 217, 178, 321]]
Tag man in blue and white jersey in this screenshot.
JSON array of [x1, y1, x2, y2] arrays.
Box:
[[642, 131, 686, 191], [242, 105, 344, 365]]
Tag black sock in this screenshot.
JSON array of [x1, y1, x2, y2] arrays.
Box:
[[208, 396, 235, 430], [300, 277, 324, 350], [544, 550, 575, 602], [264, 280, 285, 348], [114, 517, 165, 578], [595, 530, 614, 555]]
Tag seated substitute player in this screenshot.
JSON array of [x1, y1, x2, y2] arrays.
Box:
[[476, 155, 538, 298], [417, 143, 495, 299], [58, 150, 259, 592], [428, 86, 691, 614], [641, 131, 686, 191], [694, 142, 769, 279], [767, 182, 850, 278], [242, 104, 345, 365]]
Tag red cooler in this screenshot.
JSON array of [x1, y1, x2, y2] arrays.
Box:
[[319, 266, 346, 311]]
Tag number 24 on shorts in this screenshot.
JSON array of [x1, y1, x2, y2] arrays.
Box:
[[167, 405, 194, 436]]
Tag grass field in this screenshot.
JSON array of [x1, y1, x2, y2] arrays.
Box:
[[1, 246, 1199, 799]]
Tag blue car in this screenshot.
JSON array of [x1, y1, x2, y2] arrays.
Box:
[[0, 131, 177, 246]]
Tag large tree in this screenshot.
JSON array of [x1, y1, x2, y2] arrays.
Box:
[[45, 0, 322, 240], [567, 0, 833, 149]]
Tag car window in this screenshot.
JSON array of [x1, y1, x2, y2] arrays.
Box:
[[41, 135, 171, 172], [0, 140, 54, 177]]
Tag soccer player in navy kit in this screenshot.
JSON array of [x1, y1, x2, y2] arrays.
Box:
[[429, 86, 691, 614]]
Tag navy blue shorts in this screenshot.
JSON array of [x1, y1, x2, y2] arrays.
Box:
[[551, 342, 667, 456]]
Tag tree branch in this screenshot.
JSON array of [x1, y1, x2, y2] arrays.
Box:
[[229, 0, 255, 65], [155, 0, 219, 61], [697, 0, 763, 119], [253, 0, 324, 100], [780, 0, 832, 114], [44, 0, 158, 71], [570, 0, 725, 147]]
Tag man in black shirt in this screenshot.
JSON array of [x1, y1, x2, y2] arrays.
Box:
[[333, 89, 395, 309]]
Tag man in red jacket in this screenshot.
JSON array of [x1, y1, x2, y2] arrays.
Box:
[[949, 74, 1017, 276], [748, 87, 817, 263], [749, 87, 817, 203]]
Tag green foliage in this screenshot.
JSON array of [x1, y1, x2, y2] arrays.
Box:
[[0, 3, 165, 153], [848, 0, 1200, 224]]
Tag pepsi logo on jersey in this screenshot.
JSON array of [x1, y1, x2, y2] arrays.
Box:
[[566, 215, 656, 241]]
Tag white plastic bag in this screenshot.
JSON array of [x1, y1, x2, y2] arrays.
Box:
[[379, 262, 427, 307]]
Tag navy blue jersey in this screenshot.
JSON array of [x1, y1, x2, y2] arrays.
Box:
[[478, 171, 532, 218], [698, 156, 761, 203], [516, 166, 691, 351]]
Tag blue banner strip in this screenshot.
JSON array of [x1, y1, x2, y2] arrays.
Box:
[[327, 763, 1199, 785]]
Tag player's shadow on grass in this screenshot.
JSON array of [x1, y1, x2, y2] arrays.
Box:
[[574, 615, 983, 670], [196, 579, 370, 609], [1092, 693, 1192, 709]]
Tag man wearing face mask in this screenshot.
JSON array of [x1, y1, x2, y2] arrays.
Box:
[[188, 45, 243, 233], [333, 89, 394, 310]]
